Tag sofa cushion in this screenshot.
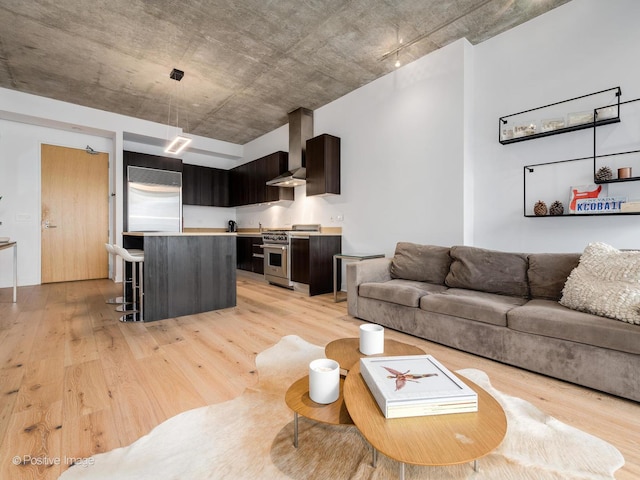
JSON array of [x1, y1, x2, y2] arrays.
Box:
[[390, 242, 452, 285], [359, 279, 447, 307], [445, 246, 530, 298], [420, 288, 527, 327], [560, 242, 640, 325], [528, 253, 581, 301], [508, 299, 640, 355]]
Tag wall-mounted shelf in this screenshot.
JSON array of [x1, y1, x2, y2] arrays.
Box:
[[593, 97, 640, 185], [500, 86, 621, 144], [523, 156, 640, 217]]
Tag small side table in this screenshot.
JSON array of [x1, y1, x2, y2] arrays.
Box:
[[0, 241, 17, 302], [333, 253, 384, 302], [284, 375, 353, 448]]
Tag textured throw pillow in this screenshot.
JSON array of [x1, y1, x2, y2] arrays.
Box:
[[560, 242, 640, 325]]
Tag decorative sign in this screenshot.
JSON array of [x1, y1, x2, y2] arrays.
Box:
[[569, 184, 608, 213], [574, 197, 627, 214]]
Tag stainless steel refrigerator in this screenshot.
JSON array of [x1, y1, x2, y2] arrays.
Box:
[[127, 166, 182, 232]]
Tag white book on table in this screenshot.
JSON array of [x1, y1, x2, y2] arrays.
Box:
[[360, 354, 478, 419]]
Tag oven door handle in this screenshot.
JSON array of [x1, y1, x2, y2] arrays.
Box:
[[261, 245, 287, 250]]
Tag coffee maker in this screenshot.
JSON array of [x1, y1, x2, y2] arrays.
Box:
[[227, 220, 237, 232]]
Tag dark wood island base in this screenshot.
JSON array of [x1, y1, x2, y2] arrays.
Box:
[[123, 232, 236, 322]]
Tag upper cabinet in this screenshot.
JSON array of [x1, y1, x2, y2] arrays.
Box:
[[182, 164, 229, 207], [306, 134, 341, 196], [124, 150, 183, 172], [230, 151, 294, 206]]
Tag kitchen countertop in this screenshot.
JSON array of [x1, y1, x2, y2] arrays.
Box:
[[123, 231, 236, 237], [237, 227, 342, 237]]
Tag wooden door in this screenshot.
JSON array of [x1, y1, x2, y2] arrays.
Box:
[[41, 144, 109, 283]]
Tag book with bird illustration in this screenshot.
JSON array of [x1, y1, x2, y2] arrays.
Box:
[[360, 355, 478, 418]]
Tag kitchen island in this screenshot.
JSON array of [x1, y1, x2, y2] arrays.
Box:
[[123, 232, 236, 322]]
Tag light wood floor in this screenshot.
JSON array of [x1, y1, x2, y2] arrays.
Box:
[[0, 272, 638, 479]]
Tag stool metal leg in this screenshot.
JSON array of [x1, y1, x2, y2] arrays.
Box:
[[120, 258, 139, 322], [137, 261, 144, 321]]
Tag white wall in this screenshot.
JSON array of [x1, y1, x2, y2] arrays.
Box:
[[3, 0, 640, 290], [240, 0, 640, 258], [472, 0, 640, 252], [0, 121, 113, 286], [0, 89, 242, 288], [237, 39, 471, 258]]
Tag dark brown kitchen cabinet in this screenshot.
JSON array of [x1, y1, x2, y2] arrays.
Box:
[[236, 236, 253, 271], [230, 151, 293, 206], [211, 168, 230, 206], [290, 238, 310, 284], [306, 134, 340, 196], [236, 236, 264, 274], [182, 164, 229, 207], [291, 235, 341, 296], [124, 150, 182, 172]]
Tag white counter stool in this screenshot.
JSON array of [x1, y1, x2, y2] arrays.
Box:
[[104, 243, 126, 305], [105, 243, 143, 312], [113, 245, 144, 322]]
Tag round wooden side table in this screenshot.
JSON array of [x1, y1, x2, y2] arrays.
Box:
[[284, 375, 353, 448]]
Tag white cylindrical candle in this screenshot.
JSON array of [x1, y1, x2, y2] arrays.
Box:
[[359, 323, 385, 355], [308, 358, 340, 404]]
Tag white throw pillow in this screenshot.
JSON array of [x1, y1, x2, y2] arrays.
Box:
[[560, 242, 640, 325]]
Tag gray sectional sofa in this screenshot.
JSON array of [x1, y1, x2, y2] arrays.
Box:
[[347, 242, 640, 402]]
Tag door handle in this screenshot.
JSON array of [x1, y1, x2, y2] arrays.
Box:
[[43, 220, 58, 229]]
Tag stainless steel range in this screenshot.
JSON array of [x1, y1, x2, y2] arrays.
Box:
[[261, 224, 320, 288]]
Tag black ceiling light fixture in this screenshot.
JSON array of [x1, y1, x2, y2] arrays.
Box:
[[165, 68, 192, 155]]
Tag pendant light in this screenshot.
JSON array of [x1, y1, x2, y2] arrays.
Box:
[[165, 68, 192, 155]]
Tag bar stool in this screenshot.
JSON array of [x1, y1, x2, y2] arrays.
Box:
[[104, 243, 125, 305], [113, 245, 144, 322], [105, 243, 143, 312]]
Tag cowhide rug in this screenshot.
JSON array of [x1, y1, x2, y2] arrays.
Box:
[[59, 335, 624, 479]]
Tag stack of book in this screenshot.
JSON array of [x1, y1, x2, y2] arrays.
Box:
[[621, 201, 640, 213], [360, 355, 478, 419]]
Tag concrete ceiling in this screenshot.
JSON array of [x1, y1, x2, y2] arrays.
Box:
[[0, 0, 570, 145]]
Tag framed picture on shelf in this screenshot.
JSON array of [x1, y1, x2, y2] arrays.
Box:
[[567, 111, 594, 126], [501, 126, 514, 141], [513, 121, 537, 138], [540, 117, 565, 132]]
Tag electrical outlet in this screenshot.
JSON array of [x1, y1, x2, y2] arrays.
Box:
[[336, 214, 344, 222]]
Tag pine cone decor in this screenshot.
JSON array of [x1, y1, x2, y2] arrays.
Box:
[[533, 200, 547, 216], [549, 200, 564, 216], [596, 166, 613, 182]]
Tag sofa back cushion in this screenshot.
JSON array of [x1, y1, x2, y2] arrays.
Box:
[[445, 245, 529, 298], [390, 242, 452, 285], [528, 252, 581, 301]]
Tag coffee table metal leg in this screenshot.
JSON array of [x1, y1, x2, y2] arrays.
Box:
[[372, 447, 377, 467], [399, 462, 405, 480], [293, 412, 299, 448], [473, 459, 479, 472]]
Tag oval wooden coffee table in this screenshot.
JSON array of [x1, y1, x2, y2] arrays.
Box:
[[325, 337, 425, 371], [343, 361, 507, 479], [284, 375, 353, 448]]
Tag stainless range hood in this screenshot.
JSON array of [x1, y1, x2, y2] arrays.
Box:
[[266, 107, 313, 187]]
